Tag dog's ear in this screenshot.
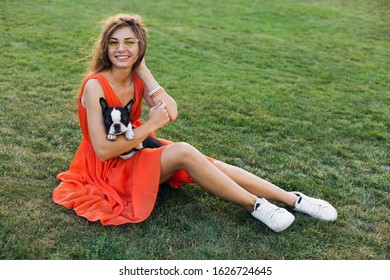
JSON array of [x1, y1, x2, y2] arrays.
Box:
[[124, 99, 134, 113], [99, 97, 108, 112]]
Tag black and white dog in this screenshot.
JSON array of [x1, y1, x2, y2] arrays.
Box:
[[99, 97, 163, 159]]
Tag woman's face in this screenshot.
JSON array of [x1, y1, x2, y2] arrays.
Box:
[[107, 26, 140, 70]]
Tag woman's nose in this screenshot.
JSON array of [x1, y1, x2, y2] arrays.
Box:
[[117, 41, 126, 50]]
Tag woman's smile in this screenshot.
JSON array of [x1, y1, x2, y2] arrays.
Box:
[[115, 55, 131, 61]]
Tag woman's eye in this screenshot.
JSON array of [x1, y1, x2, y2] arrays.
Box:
[[108, 39, 119, 47]]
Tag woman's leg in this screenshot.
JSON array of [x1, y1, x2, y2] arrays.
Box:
[[159, 142, 297, 232], [160, 143, 336, 225], [160, 142, 257, 211], [213, 160, 297, 207], [213, 161, 338, 221]]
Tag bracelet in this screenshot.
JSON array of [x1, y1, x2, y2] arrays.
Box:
[[148, 85, 162, 97], [151, 88, 164, 99]]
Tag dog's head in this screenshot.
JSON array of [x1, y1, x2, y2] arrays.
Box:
[[99, 97, 134, 136]]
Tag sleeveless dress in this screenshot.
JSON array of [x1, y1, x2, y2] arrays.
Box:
[[52, 73, 213, 225]]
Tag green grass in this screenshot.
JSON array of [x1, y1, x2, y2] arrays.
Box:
[[0, 0, 389, 260]]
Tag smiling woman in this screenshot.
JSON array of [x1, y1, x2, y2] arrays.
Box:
[[53, 14, 181, 225], [90, 14, 148, 73], [52, 13, 337, 231], [106, 28, 140, 71]]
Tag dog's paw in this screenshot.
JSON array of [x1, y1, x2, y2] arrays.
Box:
[[135, 143, 144, 150], [107, 134, 117, 141], [125, 129, 135, 141]]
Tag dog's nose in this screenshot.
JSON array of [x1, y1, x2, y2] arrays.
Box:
[[113, 124, 121, 132]]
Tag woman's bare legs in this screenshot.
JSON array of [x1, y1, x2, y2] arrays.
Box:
[[160, 142, 304, 232], [160, 142, 297, 210], [159, 142, 337, 228], [211, 161, 337, 222], [213, 161, 298, 207], [160, 142, 257, 211]]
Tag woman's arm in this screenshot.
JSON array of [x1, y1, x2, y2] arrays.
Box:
[[82, 79, 169, 161], [136, 59, 178, 121]]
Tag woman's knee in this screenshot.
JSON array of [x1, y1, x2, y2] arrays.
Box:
[[178, 142, 203, 164], [163, 142, 200, 166]]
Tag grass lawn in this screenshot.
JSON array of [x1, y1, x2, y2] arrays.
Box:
[[0, 0, 389, 260]]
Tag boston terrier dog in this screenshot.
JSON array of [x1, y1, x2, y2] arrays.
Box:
[[99, 97, 163, 159]]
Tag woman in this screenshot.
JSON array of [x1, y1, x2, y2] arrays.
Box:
[[53, 14, 337, 232]]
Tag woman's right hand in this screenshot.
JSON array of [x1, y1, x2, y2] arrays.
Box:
[[148, 102, 170, 130]]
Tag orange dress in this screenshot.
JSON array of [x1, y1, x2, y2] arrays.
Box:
[[52, 73, 210, 225]]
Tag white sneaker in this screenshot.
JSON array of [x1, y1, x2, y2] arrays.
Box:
[[251, 198, 295, 232], [292, 192, 337, 221]]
